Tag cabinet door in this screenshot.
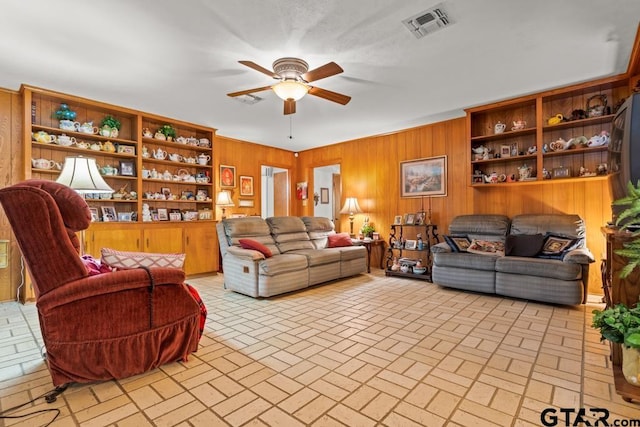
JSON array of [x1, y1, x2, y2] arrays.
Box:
[[184, 224, 218, 275], [85, 228, 142, 258], [143, 227, 183, 254]]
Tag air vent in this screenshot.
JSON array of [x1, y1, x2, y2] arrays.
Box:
[[233, 94, 263, 105], [402, 3, 452, 39]]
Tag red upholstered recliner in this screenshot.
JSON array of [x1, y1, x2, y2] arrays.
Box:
[[0, 180, 201, 386]]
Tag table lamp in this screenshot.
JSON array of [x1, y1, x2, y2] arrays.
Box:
[[216, 190, 234, 219], [56, 156, 114, 194], [339, 197, 362, 237]]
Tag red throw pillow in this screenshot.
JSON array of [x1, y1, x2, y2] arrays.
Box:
[[239, 238, 273, 258], [327, 233, 353, 248]]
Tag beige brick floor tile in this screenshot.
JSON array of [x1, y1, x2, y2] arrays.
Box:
[[381, 411, 426, 427], [465, 381, 496, 406], [279, 387, 320, 413], [427, 390, 462, 418], [349, 363, 382, 383], [456, 400, 514, 426], [342, 384, 380, 410], [128, 385, 163, 409], [260, 407, 305, 426], [74, 394, 133, 423], [188, 409, 229, 426], [212, 389, 258, 417], [153, 400, 206, 427], [116, 411, 155, 427], [552, 386, 580, 408], [490, 388, 521, 416], [190, 382, 227, 407], [404, 382, 438, 408], [294, 394, 336, 424], [524, 379, 553, 403], [366, 376, 409, 399], [225, 397, 271, 426], [144, 392, 196, 420], [309, 379, 351, 401], [393, 401, 446, 427], [151, 377, 185, 400], [327, 403, 376, 427], [210, 375, 245, 397]]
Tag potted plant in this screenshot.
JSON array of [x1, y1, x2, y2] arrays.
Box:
[[613, 180, 640, 278], [158, 124, 176, 141], [592, 304, 640, 385], [100, 115, 121, 138], [361, 223, 375, 238]]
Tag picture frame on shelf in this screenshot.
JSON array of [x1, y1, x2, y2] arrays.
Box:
[[553, 166, 571, 179], [240, 175, 254, 196], [198, 209, 213, 220], [101, 206, 117, 222], [117, 145, 135, 155], [196, 189, 208, 200], [372, 232, 380, 240], [161, 187, 171, 199], [169, 212, 182, 221], [405, 213, 415, 225], [405, 240, 417, 250], [117, 212, 132, 222], [119, 160, 135, 177], [220, 165, 236, 188], [320, 188, 329, 204], [500, 145, 511, 158], [181, 190, 194, 200], [393, 215, 403, 225], [400, 155, 447, 197], [157, 208, 169, 221], [415, 212, 425, 225], [89, 207, 99, 222]]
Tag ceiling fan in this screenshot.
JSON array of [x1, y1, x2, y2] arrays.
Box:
[[227, 57, 351, 115]]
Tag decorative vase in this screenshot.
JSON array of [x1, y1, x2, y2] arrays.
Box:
[[622, 346, 640, 386]]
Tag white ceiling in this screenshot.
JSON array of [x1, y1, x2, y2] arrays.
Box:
[[1, 1, 639, 151]]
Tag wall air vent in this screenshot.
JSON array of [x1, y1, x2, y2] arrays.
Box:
[[402, 3, 452, 39], [233, 94, 263, 105]]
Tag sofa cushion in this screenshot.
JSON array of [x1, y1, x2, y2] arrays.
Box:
[[443, 235, 471, 252], [291, 248, 341, 266], [101, 248, 185, 270], [267, 216, 315, 253], [258, 253, 308, 276], [432, 252, 499, 271], [239, 238, 273, 258], [448, 215, 510, 241], [505, 234, 544, 257], [302, 216, 336, 249], [466, 239, 505, 256], [538, 233, 580, 260], [510, 214, 585, 241], [495, 257, 582, 281], [328, 233, 353, 248]]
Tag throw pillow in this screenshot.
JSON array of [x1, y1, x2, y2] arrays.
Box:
[[538, 234, 579, 260], [505, 234, 544, 257], [327, 233, 353, 248], [239, 238, 273, 258], [466, 239, 505, 256], [101, 248, 185, 270], [444, 235, 471, 252]]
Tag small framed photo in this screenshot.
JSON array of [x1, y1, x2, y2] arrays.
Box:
[[183, 211, 198, 221], [117, 212, 132, 222], [405, 240, 417, 250], [415, 212, 425, 225], [169, 212, 182, 221], [220, 165, 236, 188], [161, 187, 171, 198], [372, 232, 380, 240], [101, 206, 117, 222], [157, 208, 169, 221], [240, 175, 254, 196], [405, 214, 415, 225], [198, 209, 213, 220], [553, 166, 571, 179], [500, 145, 511, 158], [181, 190, 194, 200], [117, 145, 136, 155], [393, 215, 403, 225], [89, 207, 100, 222], [196, 189, 208, 199], [320, 187, 329, 204], [119, 160, 135, 177]]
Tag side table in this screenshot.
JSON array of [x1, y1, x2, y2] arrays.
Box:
[[353, 239, 385, 273]]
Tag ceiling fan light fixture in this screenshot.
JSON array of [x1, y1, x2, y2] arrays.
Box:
[[272, 80, 309, 101]]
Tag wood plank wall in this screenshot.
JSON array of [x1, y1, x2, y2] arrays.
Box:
[[296, 117, 610, 296], [0, 88, 25, 302]]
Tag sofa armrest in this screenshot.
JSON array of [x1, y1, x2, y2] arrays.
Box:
[[563, 248, 595, 264], [430, 242, 452, 253], [226, 246, 266, 261]]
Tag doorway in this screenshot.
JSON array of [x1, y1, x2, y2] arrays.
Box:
[[313, 164, 341, 228], [261, 165, 289, 218]]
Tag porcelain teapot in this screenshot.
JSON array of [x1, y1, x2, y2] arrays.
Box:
[[199, 138, 210, 147], [549, 138, 571, 151], [162, 170, 173, 180], [102, 140, 116, 152], [32, 131, 56, 144], [90, 141, 102, 151], [197, 153, 211, 165], [141, 146, 150, 158], [76, 141, 90, 149], [168, 153, 183, 162], [141, 167, 151, 179], [547, 114, 564, 126], [518, 164, 532, 181], [59, 119, 80, 131], [99, 125, 117, 137], [142, 128, 153, 138], [588, 131, 610, 147], [494, 121, 506, 134], [31, 158, 56, 169], [512, 120, 526, 131], [154, 132, 166, 141], [184, 156, 196, 164], [153, 148, 167, 160], [100, 164, 117, 175], [175, 136, 187, 144], [56, 134, 76, 146], [483, 171, 499, 184], [76, 121, 99, 134]]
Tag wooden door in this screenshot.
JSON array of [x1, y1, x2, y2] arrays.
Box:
[[274, 171, 288, 216], [143, 227, 183, 254], [184, 224, 218, 275], [332, 173, 342, 231], [85, 226, 142, 258]]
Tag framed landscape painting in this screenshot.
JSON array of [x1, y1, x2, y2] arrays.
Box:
[[400, 155, 447, 198]]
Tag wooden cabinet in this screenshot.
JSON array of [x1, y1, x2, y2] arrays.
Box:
[[601, 227, 640, 403], [467, 77, 630, 187], [21, 85, 220, 276]]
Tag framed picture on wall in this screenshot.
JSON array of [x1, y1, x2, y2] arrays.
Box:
[[240, 175, 253, 196], [296, 182, 308, 200], [320, 187, 329, 204], [400, 155, 447, 198], [220, 165, 236, 188]]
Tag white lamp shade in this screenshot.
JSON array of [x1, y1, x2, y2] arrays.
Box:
[[215, 190, 234, 206], [56, 156, 113, 194], [272, 81, 309, 101], [339, 197, 363, 215]]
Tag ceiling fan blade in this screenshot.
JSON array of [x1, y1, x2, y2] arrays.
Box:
[[308, 86, 351, 105], [227, 85, 273, 97], [238, 60, 278, 79], [284, 99, 296, 115], [301, 62, 343, 83]]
